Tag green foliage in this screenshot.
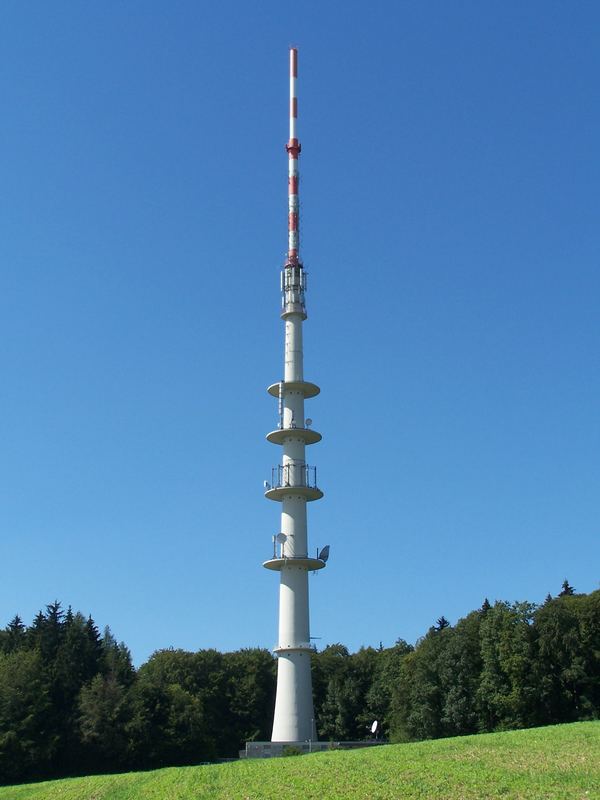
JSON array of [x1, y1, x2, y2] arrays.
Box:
[[477, 601, 537, 731], [313, 645, 382, 741], [559, 579, 575, 596], [0, 650, 55, 784], [0, 722, 598, 800], [535, 591, 600, 723], [1, 590, 600, 786], [223, 648, 276, 745], [78, 674, 131, 770], [390, 623, 453, 741], [364, 639, 413, 740], [281, 745, 303, 756], [127, 650, 216, 768]]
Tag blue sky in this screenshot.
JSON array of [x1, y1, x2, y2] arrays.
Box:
[[1, 1, 598, 665]]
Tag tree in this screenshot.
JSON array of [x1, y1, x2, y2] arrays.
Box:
[[390, 625, 453, 741], [364, 640, 413, 740], [534, 595, 584, 724], [51, 611, 105, 771], [101, 627, 135, 687], [223, 649, 275, 748], [574, 589, 600, 717], [27, 603, 65, 665], [78, 674, 131, 771], [127, 651, 216, 768], [0, 650, 55, 784], [535, 590, 600, 724], [312, 645, 352, 740], [1, 616, 26, 654], [559, 580, 575, 597], [477, 601, 537, 731], [439, 611, 483, 736], [350, 647, 384, 738]]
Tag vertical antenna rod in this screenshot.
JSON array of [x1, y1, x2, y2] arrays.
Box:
[[287, 47, 300, 266]]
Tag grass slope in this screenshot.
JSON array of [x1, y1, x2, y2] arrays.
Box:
[[1, 722, 598, 800]]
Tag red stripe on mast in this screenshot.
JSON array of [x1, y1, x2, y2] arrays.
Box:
[[287, 47, 300, 266]]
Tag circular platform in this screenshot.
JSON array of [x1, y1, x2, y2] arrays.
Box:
[[263, 556, 326, 572], [273, 643, 314, 655], [266, 427, 322, 445], [267, 381, 320, 399], [265, 485, 324, 502]]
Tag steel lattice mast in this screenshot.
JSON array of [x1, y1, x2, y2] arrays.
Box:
[[263, 47, 326, 743]]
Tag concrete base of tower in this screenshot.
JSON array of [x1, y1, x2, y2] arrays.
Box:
[[271, 650, 317, 742], [241, 740, 386, 759]]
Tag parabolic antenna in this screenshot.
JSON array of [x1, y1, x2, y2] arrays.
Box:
[[371, 720, 378, 734], [318, 545, 330, 562], [305, 418, 313, 427], [276, 533, 287, 544]]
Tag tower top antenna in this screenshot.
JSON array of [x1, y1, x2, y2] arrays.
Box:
[[286, 47, 301, 266]]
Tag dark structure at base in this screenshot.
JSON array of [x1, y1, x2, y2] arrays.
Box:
[[241, 740, 385, 759]]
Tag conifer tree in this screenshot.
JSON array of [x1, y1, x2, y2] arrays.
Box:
[[4, 616, 26, 653], [559, 579, 575, 596]]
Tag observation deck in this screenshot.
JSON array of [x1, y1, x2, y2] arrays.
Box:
[[264, 464, 323, 502], [266, 425, 322, 446], [263, 555, 327, 572], [267, 380, 320, 399]]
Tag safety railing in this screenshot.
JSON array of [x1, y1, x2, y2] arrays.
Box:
[[270, 463, 318, 489]]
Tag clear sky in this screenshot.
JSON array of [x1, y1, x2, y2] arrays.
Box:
[[1, 1, 598, 665]]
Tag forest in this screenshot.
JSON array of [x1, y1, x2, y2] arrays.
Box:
[[0, 582, 598, 785]]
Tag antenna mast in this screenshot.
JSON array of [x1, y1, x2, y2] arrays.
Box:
[[287, 47, 300, 266]]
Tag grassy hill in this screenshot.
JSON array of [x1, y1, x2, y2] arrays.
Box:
[[0, 721, 598, 800]]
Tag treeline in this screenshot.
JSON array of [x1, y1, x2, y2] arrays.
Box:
[[313, 584, 600, 743], [0, 585, 599, 785], [0, 604, 275, 785]]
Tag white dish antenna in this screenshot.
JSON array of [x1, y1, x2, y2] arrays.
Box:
[[305, 418, 312, 427], [276, 533, 287, 544], [371, 720, 378, 734]]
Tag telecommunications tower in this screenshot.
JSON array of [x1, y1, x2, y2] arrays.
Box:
[[263, 47, 327, 743]]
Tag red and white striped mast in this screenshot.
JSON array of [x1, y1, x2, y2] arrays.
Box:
[[287, 47, 300, 266], [263, 47, 327, 744]]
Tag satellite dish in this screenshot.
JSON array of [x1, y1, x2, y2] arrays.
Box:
[[276, 533, 287, 544], [371, 720, 378, 734], [305, 418, 313, 427], [318, 545, 330, 562], [263, 480, 271, 489]]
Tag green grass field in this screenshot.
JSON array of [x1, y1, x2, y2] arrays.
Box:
[[1, 722, 598, 800]]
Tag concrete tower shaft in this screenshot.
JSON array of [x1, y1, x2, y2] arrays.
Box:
[[263, 47, 326, 744]]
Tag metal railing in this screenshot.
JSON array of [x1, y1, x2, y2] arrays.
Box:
[[270, 463, 318, 489]]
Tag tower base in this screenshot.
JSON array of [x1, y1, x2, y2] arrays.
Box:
[[240, 740, 385, 759], [271, 650, 316, 742]]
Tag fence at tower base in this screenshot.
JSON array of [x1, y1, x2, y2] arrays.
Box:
[[240, 739, 385, 759]]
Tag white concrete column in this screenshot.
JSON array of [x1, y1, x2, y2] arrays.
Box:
[[284, 315, 304, 382]]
